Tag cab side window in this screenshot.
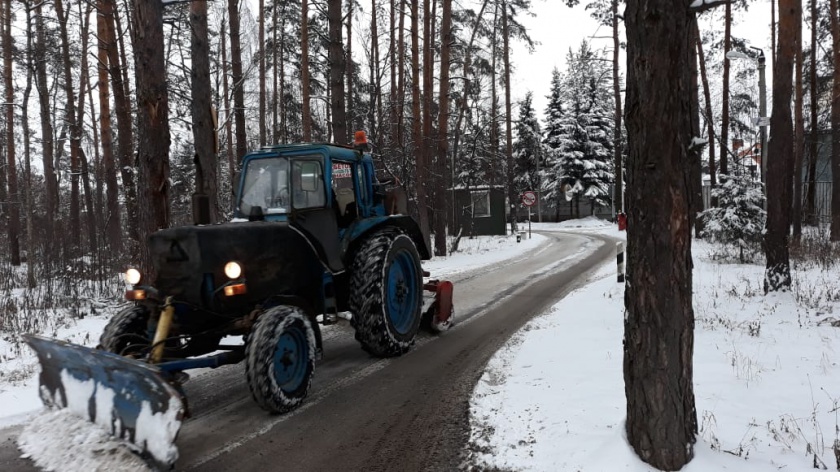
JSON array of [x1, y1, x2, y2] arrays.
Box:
[[292, 160, 326, 210], [332, 162, 357, 225]]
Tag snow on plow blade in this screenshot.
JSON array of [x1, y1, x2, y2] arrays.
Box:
[[24, 334, 185, 470]]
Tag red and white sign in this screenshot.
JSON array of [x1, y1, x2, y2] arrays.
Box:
[[332, 162, 352, 179], [521, 191, 537, 207]]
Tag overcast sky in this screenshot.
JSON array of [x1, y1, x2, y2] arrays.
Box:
[[510, 0, 775, 121]]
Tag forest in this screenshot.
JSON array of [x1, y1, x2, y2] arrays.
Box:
[[0, 0, 839, 469], [0, 0, 835, 280]]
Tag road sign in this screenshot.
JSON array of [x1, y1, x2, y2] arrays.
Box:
[[757, 116, 770, 127], [521, 191, 537, 207]]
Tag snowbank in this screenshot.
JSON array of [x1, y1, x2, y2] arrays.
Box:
[[468, 228, 840, 471]]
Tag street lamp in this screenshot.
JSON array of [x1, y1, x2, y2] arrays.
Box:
[[726, 48, 767, 183]]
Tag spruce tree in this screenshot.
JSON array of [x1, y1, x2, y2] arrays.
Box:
[[542, 68, 565, 218], [556, 42, 614, 217], [512, 92, 543, 197]]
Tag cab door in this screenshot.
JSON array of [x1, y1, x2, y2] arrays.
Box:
[[289, 158, 343, 273]]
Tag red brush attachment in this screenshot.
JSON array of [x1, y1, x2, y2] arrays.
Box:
[[423, 279, 454, 332]]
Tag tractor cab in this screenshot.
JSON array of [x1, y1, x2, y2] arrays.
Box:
[[234, 140, 379, 231]]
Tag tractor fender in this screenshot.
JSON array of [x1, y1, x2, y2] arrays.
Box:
[[342, 215, 430, 261]]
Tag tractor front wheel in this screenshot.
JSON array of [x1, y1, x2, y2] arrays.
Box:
[[350, 231, 423, 357], [245, 305, 316, 413], [98, 305, 151, 357]]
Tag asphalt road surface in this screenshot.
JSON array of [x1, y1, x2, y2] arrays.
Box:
[[0, 231, 614, 471]]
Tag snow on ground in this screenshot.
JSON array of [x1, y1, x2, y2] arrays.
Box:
[[0, 228, 559, 470], [18, 409, 150, 472], [423, 232, 547, 279], [468, 224, 840, 471], [0, 315, 109, 428]]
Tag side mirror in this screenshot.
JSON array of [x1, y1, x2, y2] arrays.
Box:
[[232, 171, 241, 195]]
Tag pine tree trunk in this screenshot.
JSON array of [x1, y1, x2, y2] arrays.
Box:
[[34, 2, 57, 248], [328, 0, 348, 144], [346, 0, 355, 134], [370, 0, 380, 142], [132, 0, 171, 276], [107, 0, 140, 258], [191, 0, 218, 224], [221, 19, 236, 187], [55, 0, 82, 254], [396, 0, 406, 152], [689, 20, 704, 237], [623, 1, 697, 469], [279, 13, 287, 142], [764, 0, 797, 290], [792, 4, 804, 240], [719, 1, 731, 176], [302, 0, 312, 141], [22, 2, 36, 287], [412, 0, 430, 247], [696, 27, 716, 192], [272, 4, 278, 143], [612, 0, 623, 213], [76, 5, 99, 257], [502, 1, 515, 232], [804, 0, 818, 225], [490, 4, 499, 189], [830, 0, 840, 241], [2, 0, 20, 265], [228, 0, 247, 161], [258, 0, 266, 147], [770, 1, 778, 70], [434, 0, 452, 257], [86, 72, 104, 244], [389, 0, 398, 150], [97, 0, 122, 251]]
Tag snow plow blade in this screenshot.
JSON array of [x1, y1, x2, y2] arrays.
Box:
[[24, 334, 185, 470]]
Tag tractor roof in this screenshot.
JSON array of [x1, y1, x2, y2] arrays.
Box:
[[255, 142, 367, 162]]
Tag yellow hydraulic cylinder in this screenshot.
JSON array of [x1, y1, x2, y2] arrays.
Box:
[[150, 297, 175, 364]]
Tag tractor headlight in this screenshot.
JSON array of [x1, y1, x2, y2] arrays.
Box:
[[224, 261, 242, 280], [125, 268, 142, 285]]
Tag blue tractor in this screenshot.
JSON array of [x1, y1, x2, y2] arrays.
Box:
[[24, 133, 453, 469]]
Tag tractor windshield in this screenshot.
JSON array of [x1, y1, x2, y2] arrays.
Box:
[[239, 156, 327, 217], [239, 157, 290, 216]]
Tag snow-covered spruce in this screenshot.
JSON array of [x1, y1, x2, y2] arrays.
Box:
[[549, 41, 615, 217], [245, 305, 316, 413], [699, 173, 766, 263], [98, 305, 150, 356], [350, 231, 423, 357]]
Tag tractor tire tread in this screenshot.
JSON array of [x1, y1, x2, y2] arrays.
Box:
[[245, 305, 315, 414], [349, 230, 422, 358], [99, 306, 150, 355]]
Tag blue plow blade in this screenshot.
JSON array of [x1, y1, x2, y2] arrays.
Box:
[[23, 334, 185, 471]]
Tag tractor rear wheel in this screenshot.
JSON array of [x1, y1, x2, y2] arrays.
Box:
[[350, 231, 423, 357], [98, 306, 151, 357], [245, 305, 316, 413]]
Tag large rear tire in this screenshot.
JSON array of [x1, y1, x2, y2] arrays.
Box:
[[350, 231, 423, 357], [98, 306, 150, 356], [245, 305, 316, 413]]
